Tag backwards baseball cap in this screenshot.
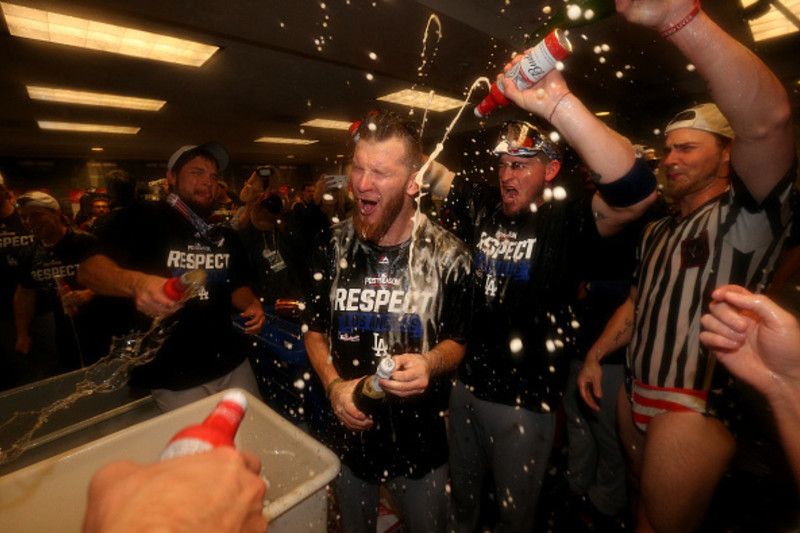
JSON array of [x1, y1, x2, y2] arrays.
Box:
[[493, 121, 561, 162], [167, 142, 229, 172], [16, 191, 60, 211], [665, 103, 734, 139]]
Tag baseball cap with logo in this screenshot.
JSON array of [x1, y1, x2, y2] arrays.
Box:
[[665, 103, 735, 139], [16, 191, 60, 211], [167, 142, 229, 173]]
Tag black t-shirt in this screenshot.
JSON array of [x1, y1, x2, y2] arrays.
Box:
[[237, 218, 307, 305], [305, 215, 472, 481], [18, 228, 112, 365], [0, 211, 33, 320], [91, 200, 252, 390], [19, 228, 97, 313], [445, 174, 601, 412]]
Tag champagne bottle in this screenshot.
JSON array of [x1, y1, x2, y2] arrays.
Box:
[[162, 269, 207, 302], [353, 357, 396, 415], [526, 0, 617, 44], [475, 29, 572, 117], [160, 390, 247, 461], [53, 274, 78, 316]]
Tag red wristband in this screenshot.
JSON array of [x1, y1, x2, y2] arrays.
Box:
[[660, 1, 701, 38]]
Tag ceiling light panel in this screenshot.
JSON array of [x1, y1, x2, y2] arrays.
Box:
[[377, 89, 464, 112], [301, 119, 352, 130], [1, 2, 219, 66], [27, 85, 165, 111], [741, 0, 800, 41], [38, 121, 140, 134], [254, 137, 318, 145]]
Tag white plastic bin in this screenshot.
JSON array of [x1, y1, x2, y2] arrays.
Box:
[[0, 389, 340, 532]]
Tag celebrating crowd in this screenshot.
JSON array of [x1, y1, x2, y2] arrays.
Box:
[[1, 1, 798, 532]]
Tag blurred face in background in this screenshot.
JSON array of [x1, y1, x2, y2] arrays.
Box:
[[91, 199, 110, 217]]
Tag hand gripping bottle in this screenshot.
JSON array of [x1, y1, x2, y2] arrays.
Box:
[[353, 357, 396, 415], [162, 269, 207, 302], [160, 390, 247, 461], [474, 29, 572, 118], [53, 275, 78, 316]]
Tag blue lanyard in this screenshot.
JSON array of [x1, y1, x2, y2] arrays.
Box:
[[166, 193, 225, 247]]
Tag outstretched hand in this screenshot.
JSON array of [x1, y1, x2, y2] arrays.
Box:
[[700, 285, 800, 396]]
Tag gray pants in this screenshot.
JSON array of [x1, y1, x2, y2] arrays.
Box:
[[151, 358, 261, 412], [334, 462, 449, 533], [447, 380, 556, 533], [564, 359, 627, 515]]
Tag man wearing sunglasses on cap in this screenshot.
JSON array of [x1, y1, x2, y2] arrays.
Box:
[[445, 63, 658, 528]]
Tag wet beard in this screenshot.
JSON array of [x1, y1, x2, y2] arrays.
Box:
[[353, 191, 405, 244], [182, 197, 215, 219]]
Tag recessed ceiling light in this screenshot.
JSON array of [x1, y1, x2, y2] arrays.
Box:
[[301, 118, 353, 130], [377, 89, 464, 112], [38, 121, 140, 134], [254, 137, 318, 145], [595, 111, 611, 117], [1, 2, 219, 67], [27, 85, 166, 111], [90, 147, 104, 151], [741, 0, 800, 41]]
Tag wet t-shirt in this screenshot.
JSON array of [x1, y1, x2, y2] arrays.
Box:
[[445, 175, 600, 412], [305, 215, 471, 481], [91, 200, 252, 390]]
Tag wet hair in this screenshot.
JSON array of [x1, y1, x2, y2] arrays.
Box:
[[170, 147, 219, 176], [351, 109, 423, 171]]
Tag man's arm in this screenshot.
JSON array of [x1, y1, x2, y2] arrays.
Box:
[[78, 255, 177, 318], [304, 329, 372, 431], [577, 286, 637, 411], [502, 69, 656, 237], [700, 285, 800, 482], [83, 447, 268, 533], [617, 0, 794, 201], [13, 285, 36, 354], [380, 339, 466, 398], [231, 286, 265, 335]]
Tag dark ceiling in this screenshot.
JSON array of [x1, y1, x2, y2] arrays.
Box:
[[1, 0, 799, 171]]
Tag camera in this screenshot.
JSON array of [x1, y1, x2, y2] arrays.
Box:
[[259, 193, 283, 214]]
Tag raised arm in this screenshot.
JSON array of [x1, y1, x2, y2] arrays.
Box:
[[617, 0, 794, 201], [502, 69, 656, 237]]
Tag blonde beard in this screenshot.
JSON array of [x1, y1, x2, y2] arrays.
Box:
[[353, 190, 405, 244]]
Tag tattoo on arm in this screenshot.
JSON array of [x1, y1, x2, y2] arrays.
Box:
[[614, 317, 633, 344]]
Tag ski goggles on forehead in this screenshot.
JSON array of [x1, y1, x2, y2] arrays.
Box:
[[493, 121, 560, 161]]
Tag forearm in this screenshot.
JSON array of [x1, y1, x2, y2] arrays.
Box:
[[78, 255, 147, 299], [587, 291, 636, 363], [549, 93, 637, 182], [304, 330, 340, 388], [13, 287, 36, 336], [424, 339, 466, 377], [668, 12, 791, 142], [766, 382, 800, 483]]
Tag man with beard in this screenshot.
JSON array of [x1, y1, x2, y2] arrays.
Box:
[[79, 143, 264, 411], [303, 110, 472, 532], [444, 71, 658, 529], [13, 191, 105, 374], [577, 1, 798, 530]]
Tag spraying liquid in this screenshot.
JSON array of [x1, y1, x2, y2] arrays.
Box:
[[0, 272, 207, 465]]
